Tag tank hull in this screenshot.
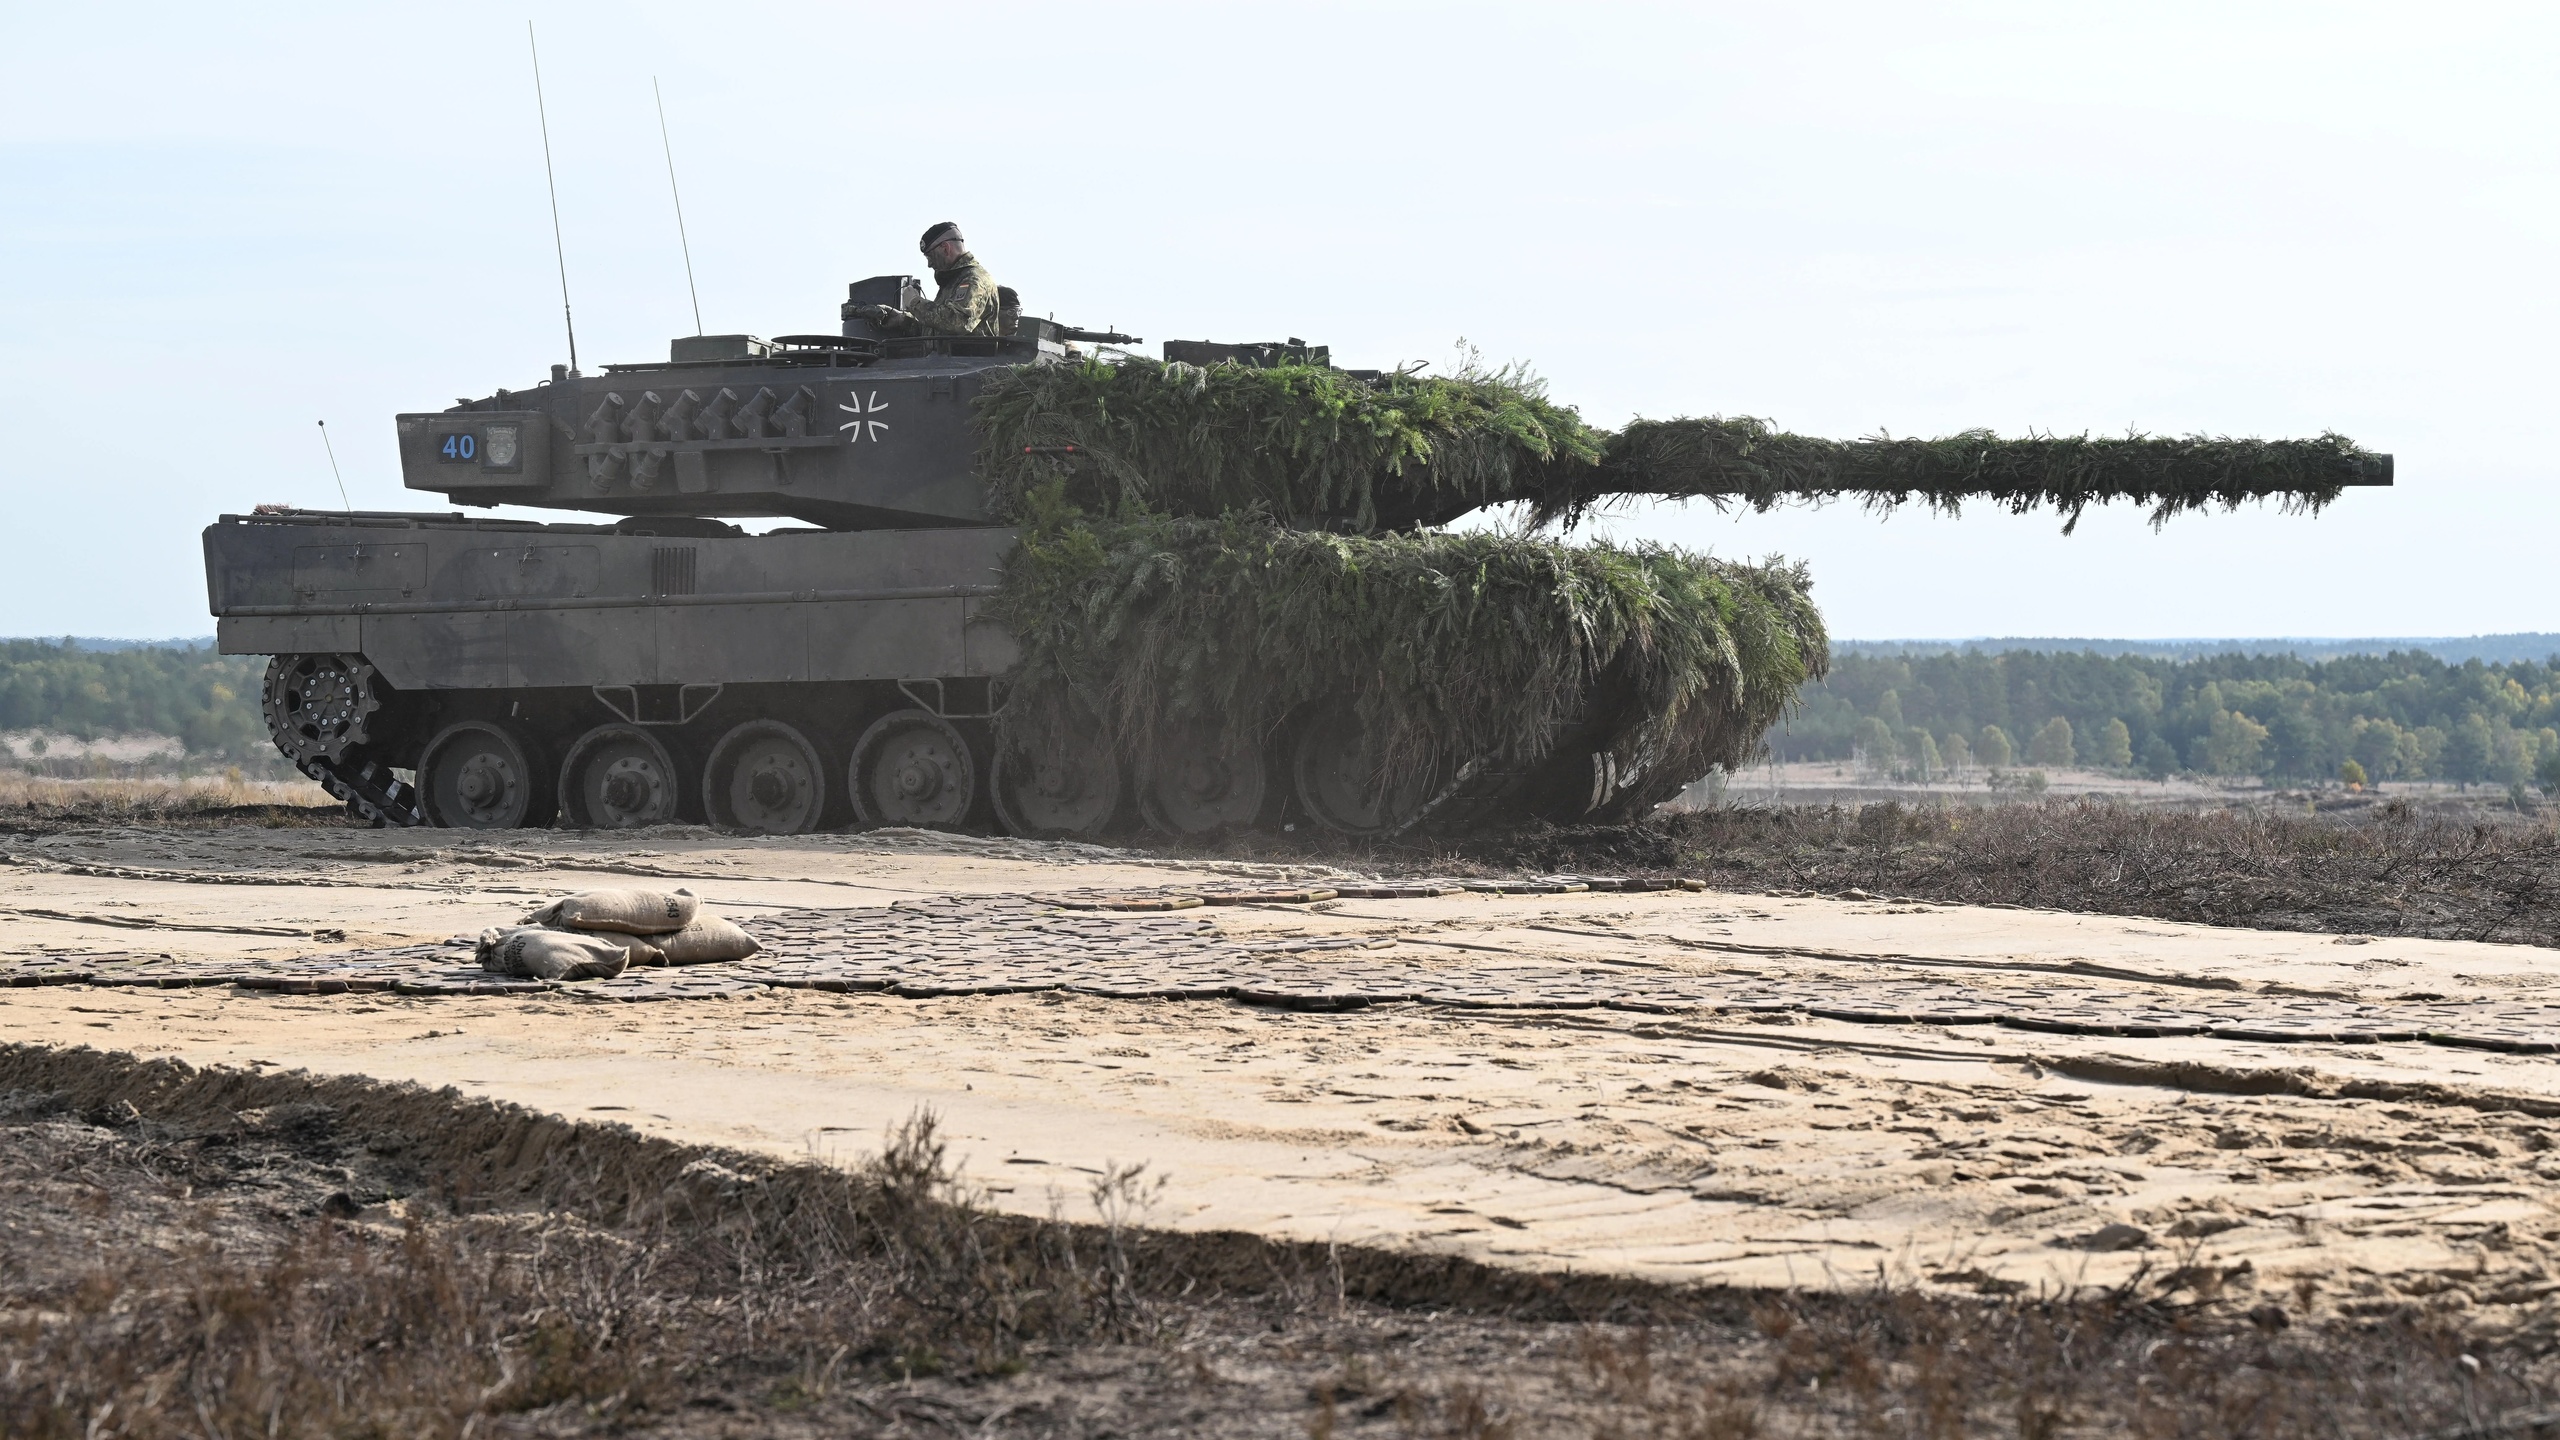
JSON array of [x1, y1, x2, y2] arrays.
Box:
[[208, 513, 1019, 689], [206, 511, 1021, 830]]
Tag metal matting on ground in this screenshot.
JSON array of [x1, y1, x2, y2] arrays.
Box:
[[5, 888, 2559, 1052]]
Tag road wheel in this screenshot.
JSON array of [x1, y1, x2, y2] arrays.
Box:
[[558, 724, 685, 829], [848, 709, 977, 829], [991, 714, 1122, 840], [1137, 716, 1269, 837], [701, 720, 828, 835], [419, 720, 553, 829], [1289, 701, 1433, 835]]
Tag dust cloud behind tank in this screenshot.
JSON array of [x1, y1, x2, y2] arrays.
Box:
[[203, 272, 2390, 839]]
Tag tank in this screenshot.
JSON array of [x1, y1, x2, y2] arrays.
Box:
[[203, 277, 2391, 835]]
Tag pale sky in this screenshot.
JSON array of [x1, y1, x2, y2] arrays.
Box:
[[3, 3, 2552, 640]]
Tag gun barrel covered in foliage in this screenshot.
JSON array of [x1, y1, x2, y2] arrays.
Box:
[[975, 358, 2390, 534]]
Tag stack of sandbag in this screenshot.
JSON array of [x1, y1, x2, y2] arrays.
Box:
[[477, 886, 762, 981]]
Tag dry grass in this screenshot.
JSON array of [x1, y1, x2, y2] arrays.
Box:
[[1180, 796, 2560, 948], [2, 1044, 2555, 1437], [0, 1050, 1173, 1438], [0, 770, 341, 829], [1565, 798, 2560, 946]]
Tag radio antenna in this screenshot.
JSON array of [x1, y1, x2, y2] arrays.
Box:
[[653, 76, 704, 336], [316, 420, 354, 514], [527, 22, 579, 373]]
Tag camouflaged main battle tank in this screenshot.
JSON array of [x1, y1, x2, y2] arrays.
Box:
[[204, 277, 2390, 836]]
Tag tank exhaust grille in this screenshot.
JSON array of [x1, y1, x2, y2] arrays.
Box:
[[651, 546, 698, 596]]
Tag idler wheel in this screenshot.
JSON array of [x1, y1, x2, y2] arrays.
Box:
[[991, 709, 1123, 840], [1137, 716, 1270, 837], [419, 720, 554, 829], [701, 719, 828, 835], [848, 709, 977, 830], [557, 724, 685, 829], [1289, 701, 1435, 835]]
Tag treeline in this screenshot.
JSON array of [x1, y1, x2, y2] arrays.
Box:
[[0, 640, 273, 761], [15, 636, 2560, 791], [1778, 648, 2560, 790]]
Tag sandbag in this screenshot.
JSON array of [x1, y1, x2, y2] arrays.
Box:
[[520, 887, 698, 935], [476, 926, 639, 981], [643, 914, 763, 966]]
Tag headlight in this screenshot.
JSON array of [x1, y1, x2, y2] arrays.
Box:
[[484, 425, 521, 468]]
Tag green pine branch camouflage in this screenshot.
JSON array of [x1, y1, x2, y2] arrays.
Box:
[[976, 355, 2376, 809], [993, 501, 1828, 817], [976, 357, 2384, 534]]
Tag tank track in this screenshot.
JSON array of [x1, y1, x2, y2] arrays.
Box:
[[260, 653, 423, 827], [247, 650, 1674, 836], [293, 751, 424, 828]]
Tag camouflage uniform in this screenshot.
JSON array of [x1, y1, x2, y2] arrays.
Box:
[[905, 251, 1002, 337]]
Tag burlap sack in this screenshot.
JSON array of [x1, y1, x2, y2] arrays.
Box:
[[476, 926, 638, 981], [644, 914, 763, 966], [520, 887, 698, 935]]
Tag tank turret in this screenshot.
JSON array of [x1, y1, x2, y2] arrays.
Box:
[[397, 276, 1136, 531]]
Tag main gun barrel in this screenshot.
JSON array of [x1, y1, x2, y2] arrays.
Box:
[[977, 358, 2391, 534], [1534, 418, 2392, 532]]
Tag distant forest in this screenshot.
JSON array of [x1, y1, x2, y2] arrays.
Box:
[[1781, 648, 2560, 790], [0, 640, 272, 762], [1837, 634, 2560, 666]]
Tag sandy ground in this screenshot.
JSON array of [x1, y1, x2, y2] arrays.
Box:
[[4, 823, 2557, 1325]]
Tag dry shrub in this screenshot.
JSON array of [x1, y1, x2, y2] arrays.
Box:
[[1, 1046, 2553, 1437], [0, 1101, 1149, 1438], [6, 1217, 660, 1438], [1698, 1287, 2542, 1439]]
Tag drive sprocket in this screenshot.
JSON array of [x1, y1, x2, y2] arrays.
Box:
[[261, 653, 383, 767]]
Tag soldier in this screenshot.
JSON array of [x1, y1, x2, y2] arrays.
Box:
[[856, 222, 1002, 338]]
